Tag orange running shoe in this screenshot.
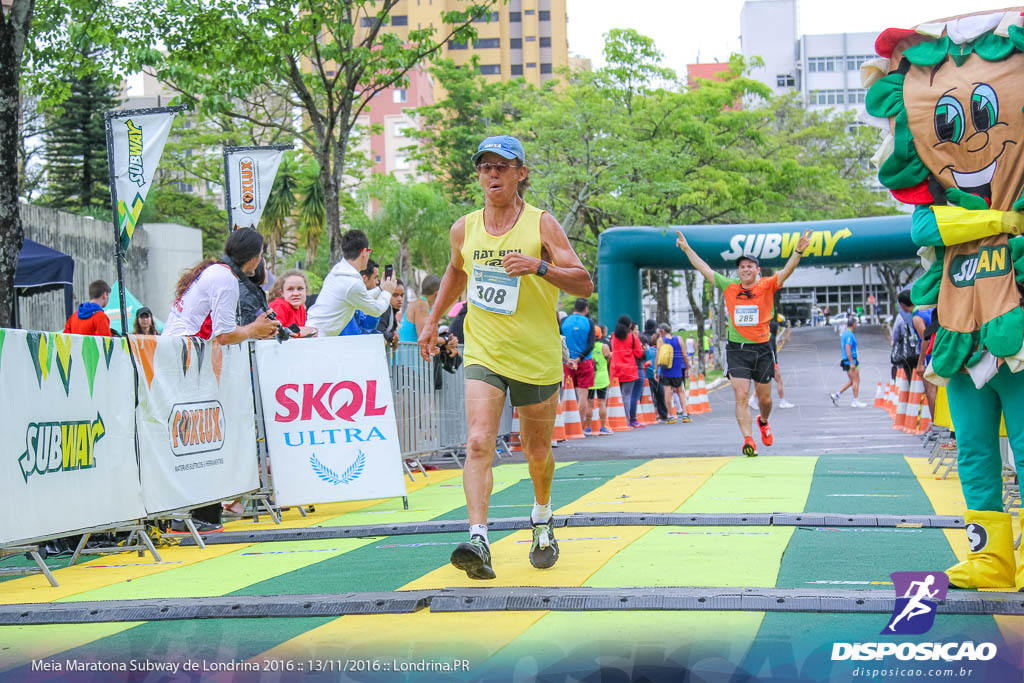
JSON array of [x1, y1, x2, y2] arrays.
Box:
[[757, 416, 773, 447], [742, 436, 758, 457]]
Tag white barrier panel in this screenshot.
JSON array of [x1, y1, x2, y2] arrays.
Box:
[[0, 330, 144, 544], [134, 336, 259, 514], [255, 336, 406, 506]]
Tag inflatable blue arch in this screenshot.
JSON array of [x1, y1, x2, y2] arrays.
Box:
[[596, 215, 919, 329]]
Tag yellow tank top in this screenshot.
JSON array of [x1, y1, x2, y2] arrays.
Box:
[[460, 201, 562, 384]]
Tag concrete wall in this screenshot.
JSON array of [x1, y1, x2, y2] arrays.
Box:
[[17, 205, 201, 332], [140, 223, 204, 320]]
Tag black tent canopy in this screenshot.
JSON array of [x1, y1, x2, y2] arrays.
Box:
[[14, 238, 75, 327]]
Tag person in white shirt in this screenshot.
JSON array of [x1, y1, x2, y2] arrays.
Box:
[[163, 228, 279, 343], [306, 230, 397, 336], [162, 228, 279, 534]]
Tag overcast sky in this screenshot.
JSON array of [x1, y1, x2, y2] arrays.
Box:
[[567, 0, 982, 74]]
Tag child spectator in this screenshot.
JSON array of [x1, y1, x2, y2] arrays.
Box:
[[269, 269, 317, 337]]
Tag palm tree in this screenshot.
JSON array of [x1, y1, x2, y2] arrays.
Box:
[[258, 157, 297, 269], [296, 162, 325, 265]]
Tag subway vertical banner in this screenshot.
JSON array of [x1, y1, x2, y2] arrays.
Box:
[[107, 108, 180, 251]]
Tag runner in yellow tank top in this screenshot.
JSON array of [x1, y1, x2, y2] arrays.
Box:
[[419, 135, 593, 580]]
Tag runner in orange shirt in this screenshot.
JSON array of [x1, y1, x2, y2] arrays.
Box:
[[675, 229, 811, 456]]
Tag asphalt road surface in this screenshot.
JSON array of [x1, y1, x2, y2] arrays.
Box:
[[551, 324, 923, 460]]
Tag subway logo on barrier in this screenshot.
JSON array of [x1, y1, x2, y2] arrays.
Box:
[[948, 245, 1010, 287], [720, 228, 851, 261], [168, 401, 225, 456], [18, 414, 106, 483]]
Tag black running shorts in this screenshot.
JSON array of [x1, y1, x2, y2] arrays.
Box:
[[725, 341, 775, 384]]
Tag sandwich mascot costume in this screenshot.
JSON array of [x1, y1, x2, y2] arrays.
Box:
[[864, 8, 1024, 590]]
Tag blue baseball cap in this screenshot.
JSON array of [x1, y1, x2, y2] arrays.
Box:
[[471, 135, 525, 165]]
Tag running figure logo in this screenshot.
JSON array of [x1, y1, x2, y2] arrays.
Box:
[[883, 571, 949, 635]]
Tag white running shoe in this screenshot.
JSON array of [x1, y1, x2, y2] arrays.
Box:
[[829, 392, 839, 406], [748, 395, 758, 408], [850, 399, 867, 408], [778, 399, 795, 408]]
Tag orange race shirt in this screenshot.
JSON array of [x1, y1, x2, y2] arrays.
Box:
[[713, 273, 779, 344]]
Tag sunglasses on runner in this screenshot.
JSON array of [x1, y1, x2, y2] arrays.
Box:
[[476, 162, 520, 174]]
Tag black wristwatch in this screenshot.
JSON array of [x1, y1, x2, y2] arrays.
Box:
[[536, 260, 549, 277]]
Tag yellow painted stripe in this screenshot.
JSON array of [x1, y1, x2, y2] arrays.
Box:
[[255, 457, 731, 660], [0, 465, 548, 671]]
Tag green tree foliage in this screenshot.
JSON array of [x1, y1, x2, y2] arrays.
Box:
[[296, 162, 326, 264], [414, 29, 893, 335], [259, 156, 298, 271], [411, 57, 534, 205], [345, 175, 461, 289], [137, 189, 229, 257], [42, 69, 120, 211], [133, 0, 499, 264]]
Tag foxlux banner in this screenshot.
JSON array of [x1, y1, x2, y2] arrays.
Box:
[[224, 147, 286, 231], [255, 335, 406, 507], [108, 109, 178, 250], [134, 335, 259, 514], [0, 330, 144, 545]]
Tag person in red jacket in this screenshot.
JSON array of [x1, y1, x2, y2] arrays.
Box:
[[610, 315, 644, 427], [64, 280, 112, 336], [268, 269, 317, 337]]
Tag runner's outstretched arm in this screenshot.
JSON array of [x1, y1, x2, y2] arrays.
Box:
[[419, 218, 469, 361], [674, 231, 717, 283], [502, 213, 593, 297], [776, 229, 812, 286]]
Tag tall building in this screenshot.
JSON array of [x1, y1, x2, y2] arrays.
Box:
[[364, 0, 569, 86], [739, 0, 875, 115]]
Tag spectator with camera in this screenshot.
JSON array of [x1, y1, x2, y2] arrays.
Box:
[[307, 230, 397, 337], [377, 279, 405, 346], [341, 259, 385, 336], [162, 228, 280, 532]]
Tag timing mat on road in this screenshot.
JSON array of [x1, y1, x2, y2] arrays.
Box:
[[1, 455, 1022, 677]]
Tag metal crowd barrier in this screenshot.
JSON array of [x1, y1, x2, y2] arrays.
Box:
[[389, 342, 513, 468]]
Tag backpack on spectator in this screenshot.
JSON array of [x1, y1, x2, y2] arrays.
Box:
[[656, 340, 674, 368], [890, 324, 918, 367]]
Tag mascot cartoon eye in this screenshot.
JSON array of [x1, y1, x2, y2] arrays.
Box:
[[970, 84, 998, 133], [934, 95, 965, 144]]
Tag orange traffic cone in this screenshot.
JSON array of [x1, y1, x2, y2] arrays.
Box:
[[892, 369, 910, 431], [697, 374, 711, 414], [590, 403, 602, 433], [552, 394, 566, 443], [606, 378, 631, 432], [885, 380, 897, 415], [916, 395, 931, 435], [561, 379, 585, 439], [509, 408, 522, 452], [638, 381, 657, 424], [873, 381, 885, 409], [685, 372, 701, 416], [902, 370, 924, 434]]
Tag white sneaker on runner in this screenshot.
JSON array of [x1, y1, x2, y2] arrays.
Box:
[[829, 392, 839, 406], [850, 399, 867, 408], [778, 399, 795, 408]]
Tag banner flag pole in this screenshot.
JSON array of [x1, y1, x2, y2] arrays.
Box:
[[104, 105, 187, 334]]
